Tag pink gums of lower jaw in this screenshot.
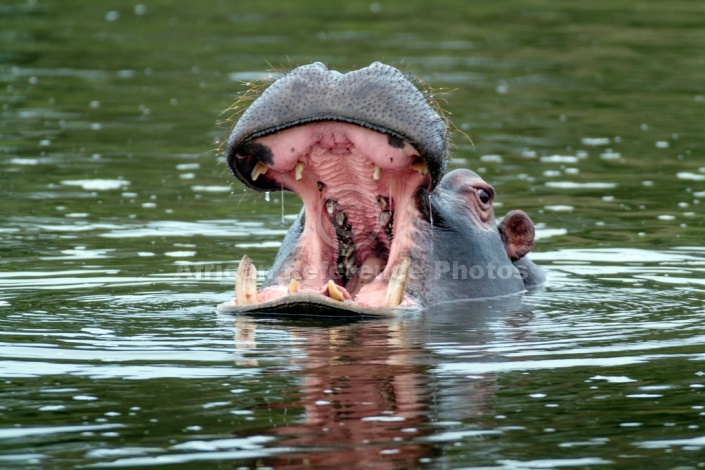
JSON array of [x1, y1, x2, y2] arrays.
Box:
[[243, 122, 430, 307]]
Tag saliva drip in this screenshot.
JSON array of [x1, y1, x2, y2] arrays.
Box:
[[429, 194, 433, 229], [280, 182, 285, 225], [428, 193, 434, 251]]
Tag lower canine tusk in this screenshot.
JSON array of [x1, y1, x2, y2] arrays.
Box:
[[294, 161, 304, 181], [288, 278, 299, 293], [326, 280, 345, 302], [235, 255, 258, 304], [251, 162, 268, 181], [384, 257, 410, 307]]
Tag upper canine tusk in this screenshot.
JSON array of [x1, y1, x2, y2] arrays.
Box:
[[251, 162, 269, 181], [294, 161, 304, 181], [412, 160, 428, 176], [384, 257, 410, 307], [235, 255, 258, 304], [373, 165, 382, 181]]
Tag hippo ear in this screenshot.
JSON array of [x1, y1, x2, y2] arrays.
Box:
[[498, 210, 535, 261]]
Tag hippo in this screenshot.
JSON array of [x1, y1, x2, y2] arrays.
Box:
[[217, 62, 544, 317]]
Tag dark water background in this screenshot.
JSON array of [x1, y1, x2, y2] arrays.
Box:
[[2, 1, 705, 468]]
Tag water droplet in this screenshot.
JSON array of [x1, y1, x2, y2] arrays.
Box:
[[428, 193, 434, 252], [281, 182, 285, 224], [264, 191, 270, 202]]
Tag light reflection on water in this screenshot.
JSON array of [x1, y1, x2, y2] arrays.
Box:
[[2, 247, 705, 467]]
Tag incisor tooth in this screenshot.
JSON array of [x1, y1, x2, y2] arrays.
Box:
[[412, 160, 428, 176], [384, 257, 410, 307], [288, 278, 298, 293], [294, 161, 304, 181], [235, 255, 258, 304], [251, 162, 268, 181], [373, 165, 382, 181], [326, 280, 345, 302]]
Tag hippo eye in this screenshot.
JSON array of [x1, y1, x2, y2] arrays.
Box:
[[477, 188, 493, 205]]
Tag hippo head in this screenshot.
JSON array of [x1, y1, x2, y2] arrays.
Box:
[[219, 62, 544, 317]]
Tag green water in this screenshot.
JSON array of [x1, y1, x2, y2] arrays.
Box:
[[2, 1, 705, 468]]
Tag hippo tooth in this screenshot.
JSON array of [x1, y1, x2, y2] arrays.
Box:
[[373, 165, 382, 181], [377, 195, 389, 209], [294, 161, 304, 181], [288, 278, 298, 293], [412, 160, 428, 176], [344, 254, 357, 271], [384, 257, 410, 307], [379, 210, 392, 227], [326, 199, 336, 215], [335, 211, 346, 227], [326, 280, 345, 302], [340, 244, 354, 258], [251, 162, 268, 181], [235, 255, 258, 304]]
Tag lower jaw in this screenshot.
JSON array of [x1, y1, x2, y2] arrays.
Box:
[[236, 178, 424, 309], [232, 254, 415, 309], [219, 291, 414, 318]]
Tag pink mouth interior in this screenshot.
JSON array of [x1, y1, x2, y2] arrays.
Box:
[[242, 122, 431, 307]]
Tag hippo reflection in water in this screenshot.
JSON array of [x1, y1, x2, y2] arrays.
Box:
[[218, 62, 545, 317]]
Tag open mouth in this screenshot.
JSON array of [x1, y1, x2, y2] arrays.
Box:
[[229, 121, 432, 309], [219, 62, 542, 315]]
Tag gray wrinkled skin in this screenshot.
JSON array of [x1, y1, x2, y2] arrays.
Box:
[[418, 170, 545, 305], [226, 61, 448, 189]]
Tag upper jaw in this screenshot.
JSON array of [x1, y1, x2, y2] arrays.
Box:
[[226, 61, 448, 191]]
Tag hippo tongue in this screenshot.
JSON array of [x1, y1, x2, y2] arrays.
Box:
[[230, 121, 430, 309]]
